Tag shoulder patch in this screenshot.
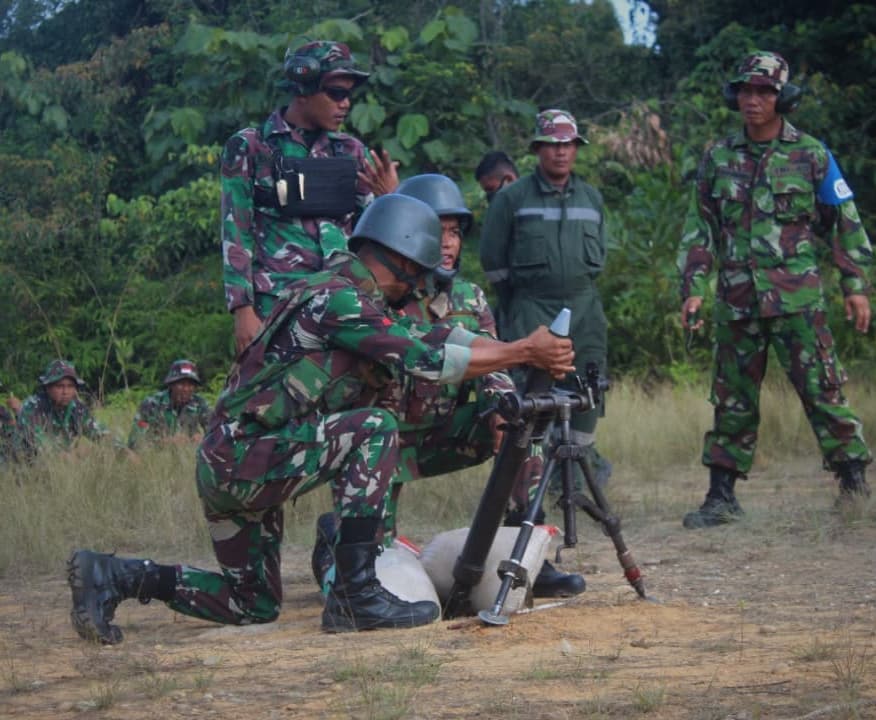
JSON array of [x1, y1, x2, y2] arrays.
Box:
[[817, 147, 854, 205]]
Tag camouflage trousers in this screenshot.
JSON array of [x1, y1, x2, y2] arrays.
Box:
[[164, 407, 400, 625], [703, 310, 871, 475], [385, 389, 544, 537]]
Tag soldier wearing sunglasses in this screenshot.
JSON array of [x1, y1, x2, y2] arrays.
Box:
[[221, 40, 399, 355]]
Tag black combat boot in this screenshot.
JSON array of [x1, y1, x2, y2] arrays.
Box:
[[321, 542, 440, 632], [532, 559, 586, 597], [67, 550, 162, 644], [682, 467, 744, 529], [504, 506, 586, 598], [311, 512, 338, 589], [836, 461, 871, 502]]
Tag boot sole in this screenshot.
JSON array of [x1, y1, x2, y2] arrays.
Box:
[[67, 551, 123, 645]]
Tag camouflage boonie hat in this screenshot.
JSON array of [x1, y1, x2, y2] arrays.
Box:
[[530, 109, 588, 151], [163, 359, 201, 386], [730, 51, 789, 91], [282, 40, 370, 93], [39, 360, 85, 387]]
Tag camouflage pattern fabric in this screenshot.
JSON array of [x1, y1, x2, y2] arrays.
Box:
[[679, 120, 872, 475], [704, 311, 869, 474], [166, 251, 469, 624], [729, 51, 789, 91], [127, 389, 212, 450], [377, 276, 540, 535], [221, 109, 375, 318], [678, 120, 872, 322], [17, 391, 108, 455], [531, 108, 588, 146]]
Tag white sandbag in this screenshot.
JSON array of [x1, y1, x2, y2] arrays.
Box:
[[419, 526, 552, 614], [375, 538, 441, 608]]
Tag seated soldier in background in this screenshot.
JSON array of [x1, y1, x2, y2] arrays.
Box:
[[128, 359, 212, 449], [312, 174, 586, 599], [0, 378, 22, 463], [67, 194, 574, 643], [17, 360, 109, 457]]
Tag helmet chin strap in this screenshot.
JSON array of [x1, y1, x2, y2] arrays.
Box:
[[371, 245, 425, 309]]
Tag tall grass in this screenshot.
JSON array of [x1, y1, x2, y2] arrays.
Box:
[[2, 373, 873, 576]]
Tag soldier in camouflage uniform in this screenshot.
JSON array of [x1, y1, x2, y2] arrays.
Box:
[[391, 174, 586, 596], [0, 379, 22, 463], [679, 51, 872, 528], [67, 194, 575, 643], [311, 174, 585, 597], [17, 360, 109, 457], [223, 40, 399, 355], [127, 359, 212, 450]]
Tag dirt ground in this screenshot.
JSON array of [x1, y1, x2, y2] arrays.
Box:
[[1, 460, 875, 720]]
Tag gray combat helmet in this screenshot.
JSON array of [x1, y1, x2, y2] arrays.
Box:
[[350, 194, 442, 271], [395, 174, 472, 234]]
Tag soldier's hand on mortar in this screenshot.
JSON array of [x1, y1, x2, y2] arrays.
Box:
[[526, 325, 575, 379], [359, 148, 400, 196], [233, 305, 262, 356], [845, 293, 871, 333]]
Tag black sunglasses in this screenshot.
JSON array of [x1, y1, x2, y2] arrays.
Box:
[[321, 86, 354, 103]]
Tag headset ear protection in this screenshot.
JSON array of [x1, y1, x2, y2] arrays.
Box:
[[723, 82, 803, 114], [284, 54, 322, 94]]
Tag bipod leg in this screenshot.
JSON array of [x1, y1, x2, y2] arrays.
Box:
[[553, 403, 581, 565], [479, 454, 558, 626], [573, 456, 648, 600]]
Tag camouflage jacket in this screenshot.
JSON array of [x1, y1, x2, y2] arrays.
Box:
[[128, 389, 212, 449], [201, 251, 476, 481], [17, 391, 108, 453], [385, 277, 514, 428], [678, 120, 872, 321], [221, 108, 375, 314]]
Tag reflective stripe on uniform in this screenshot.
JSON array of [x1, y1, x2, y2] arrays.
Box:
[[515, 207, 601, 223]]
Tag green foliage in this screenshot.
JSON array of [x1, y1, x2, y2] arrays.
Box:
[[0, 0, 874, 396]]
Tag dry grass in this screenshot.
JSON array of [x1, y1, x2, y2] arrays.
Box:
[[1, 373, 873, 575]]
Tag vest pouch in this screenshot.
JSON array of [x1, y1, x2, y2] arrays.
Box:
[[282, 355, 370, 417], [240, 386, 298, 429], [275, 156, 357, 218]]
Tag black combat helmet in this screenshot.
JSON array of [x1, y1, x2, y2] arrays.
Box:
[[395, 174, 472, 234]]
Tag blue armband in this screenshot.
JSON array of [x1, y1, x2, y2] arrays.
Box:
[[816, 146, 854, 206]]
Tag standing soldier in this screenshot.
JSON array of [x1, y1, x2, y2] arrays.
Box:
[[17, 360, 109, 456], [128, 359, 212, 450], [223, 39, 399, 355], [475, 151, 519, 204], [67, 194, 575, 643], [679, 51, 872, 528], [480, 108, 612, 495]]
